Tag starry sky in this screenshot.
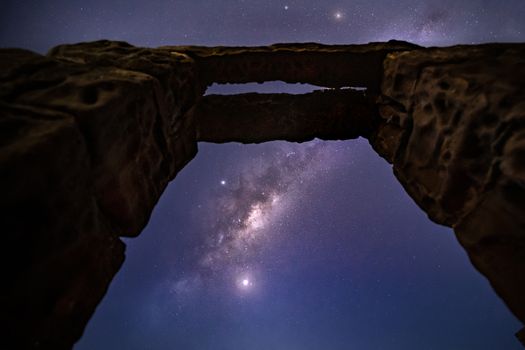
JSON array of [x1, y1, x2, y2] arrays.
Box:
[[2, 1, 525, 349]]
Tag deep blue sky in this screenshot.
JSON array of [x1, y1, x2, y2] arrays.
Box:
[[1, 1, 524, 349]]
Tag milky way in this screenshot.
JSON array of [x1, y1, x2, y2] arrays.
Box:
[[172, 142, 340, 296], [5, 0, 523, 348]]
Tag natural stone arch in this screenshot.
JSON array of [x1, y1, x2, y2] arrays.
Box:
[[1, 40, 524, 349]]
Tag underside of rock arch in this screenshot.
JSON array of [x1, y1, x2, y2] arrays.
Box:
[[1, 40, 524, 348]]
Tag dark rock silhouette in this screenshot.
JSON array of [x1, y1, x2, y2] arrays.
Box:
[[1, 40, 524, 348]]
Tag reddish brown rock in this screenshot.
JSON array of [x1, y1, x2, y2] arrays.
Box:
[[161, 41, 420, 89], [193, 89, 376, 143], [1, 40, 524, 348], [370, 44, 525, 326], [1, 42, 201, 349]]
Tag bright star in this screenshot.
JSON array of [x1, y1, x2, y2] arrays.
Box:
[[238, 277, 253, 290], [284, 5, 289, 10], [220, 180, 226, 185], [334, 11, 344, 21]]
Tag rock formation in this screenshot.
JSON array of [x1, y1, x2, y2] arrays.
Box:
[[0, 42, 202, 349], [0, 40, 523, 348]]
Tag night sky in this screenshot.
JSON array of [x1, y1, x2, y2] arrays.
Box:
[[2, 1, 525, 349]]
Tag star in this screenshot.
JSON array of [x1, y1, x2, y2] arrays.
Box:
[[175, 143, 332, 298], [334, 11, 344, 21], [239, 277, 253, 290], [284, 5, 289, 10]]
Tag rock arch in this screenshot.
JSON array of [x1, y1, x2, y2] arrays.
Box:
[[1, 40, 524, 348]]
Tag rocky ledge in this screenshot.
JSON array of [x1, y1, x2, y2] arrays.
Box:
[[0, 40, 524, 348]]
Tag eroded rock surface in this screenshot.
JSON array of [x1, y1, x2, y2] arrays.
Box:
[[1, 41, 201, 349], [194, 89, 376, 143], [161, 41, 420, 89], [371, 44, 525, 324], [1, 40, 524, 348]]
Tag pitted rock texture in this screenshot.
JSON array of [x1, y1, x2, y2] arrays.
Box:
[[1, 40, 524, 348], [370, 44, 525, 325], [1, 41, 201, 349], [161, 41, 420, 89], [194, 89, 377, 143]]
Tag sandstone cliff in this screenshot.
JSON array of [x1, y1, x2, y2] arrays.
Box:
[[0, 40, 523, 348]]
